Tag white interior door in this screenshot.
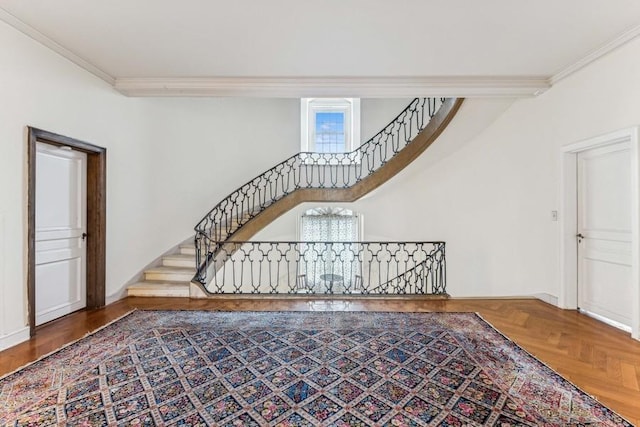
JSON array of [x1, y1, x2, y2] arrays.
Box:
[[35, 142, 87, 326], [577, 141, 633, 329]]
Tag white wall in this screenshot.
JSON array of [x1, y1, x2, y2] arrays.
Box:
[[0, 22, 300, 349], [0, 23, 155, 348], [118, 97, 301, 286], [0, 19, 416, 349], [360, 99, 413, 141], [0, 20, 141, 348], [0, 23, 305, 349], [256, 37, 640, 301]]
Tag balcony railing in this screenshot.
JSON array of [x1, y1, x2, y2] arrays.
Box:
[[203, 241, 446, 296]]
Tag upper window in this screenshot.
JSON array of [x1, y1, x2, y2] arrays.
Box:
[[301, 98, 360, 153]]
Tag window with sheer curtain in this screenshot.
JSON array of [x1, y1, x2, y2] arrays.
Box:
[[299, 208, 360, 291]]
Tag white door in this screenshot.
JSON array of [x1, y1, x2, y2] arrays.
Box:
[[577, 141, 632, 329], [35, 143, 87, 326]]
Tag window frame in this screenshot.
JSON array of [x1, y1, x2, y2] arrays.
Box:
[[301, 98, 361, 154]]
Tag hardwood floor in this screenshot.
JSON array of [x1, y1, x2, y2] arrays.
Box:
[[1, 297, 639, 424]]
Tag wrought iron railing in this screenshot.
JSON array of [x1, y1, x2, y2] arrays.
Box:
[[194, 97, 457, 285], [204, 241, 446, 295], [367, 254, 445, 295]]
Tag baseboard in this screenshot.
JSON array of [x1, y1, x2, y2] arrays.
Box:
[[0, 326, 30, 351], [449, 295, 537, 300], [531, 293, 559, 307], [106, 287, 129, 305], [579, 309, 632, 333]]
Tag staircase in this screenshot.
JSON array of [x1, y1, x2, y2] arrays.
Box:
[[127, 244, 195, 297], [128, 97, 463, 298]]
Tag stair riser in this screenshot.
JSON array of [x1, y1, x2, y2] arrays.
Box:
[[128, 287, 190, 298], [180, 247, 196, 255], [144, 272, 193, 282], [163, 258, 195, 268]]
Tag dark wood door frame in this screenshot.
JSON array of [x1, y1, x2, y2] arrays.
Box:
[[27, 127, 106, 336]]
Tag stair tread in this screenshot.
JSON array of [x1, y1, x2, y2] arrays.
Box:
[[128, 281, 190, 297], [163, 254, 195, 261], [145, 266, 194, 274], [129, 281, 190, 288]]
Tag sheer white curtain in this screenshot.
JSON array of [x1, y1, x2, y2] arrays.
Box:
[[300, 213, 359, 291], [300, 214, 358, 242]]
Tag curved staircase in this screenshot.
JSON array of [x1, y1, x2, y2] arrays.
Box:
[[129, 97, 463, 298], [194, 97, 463, 296]]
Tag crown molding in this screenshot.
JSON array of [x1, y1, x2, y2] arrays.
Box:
[[114, 76, 550, 98], [2, 3, 638, 98], [550, 24, 640, 85], [0, 8, 115, 85]]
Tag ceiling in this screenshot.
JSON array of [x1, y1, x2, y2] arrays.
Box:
[[2, 1, 640, 97]]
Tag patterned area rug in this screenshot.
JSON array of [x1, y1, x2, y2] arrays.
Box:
[[0, 311, 632, 426]]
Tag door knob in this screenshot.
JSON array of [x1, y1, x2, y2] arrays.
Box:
[[576, 233, 585, 239], [82, 232, 88, 241]]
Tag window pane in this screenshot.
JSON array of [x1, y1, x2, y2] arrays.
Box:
[[315, 111, 345, 153]]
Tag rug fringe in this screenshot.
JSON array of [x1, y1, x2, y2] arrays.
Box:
[[472, 312, 632, 425], [0, 309, 137, 382]]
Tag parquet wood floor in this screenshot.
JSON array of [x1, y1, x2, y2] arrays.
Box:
[[1, 297, 639, 424]]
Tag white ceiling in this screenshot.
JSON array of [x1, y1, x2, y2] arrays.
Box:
[[2, 0, 640, 96]]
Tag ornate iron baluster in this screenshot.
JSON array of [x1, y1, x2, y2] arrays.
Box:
[[195, 240, 446, 296]]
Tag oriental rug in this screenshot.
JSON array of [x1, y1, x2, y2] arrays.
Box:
[[0, 311, 632, 426]]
